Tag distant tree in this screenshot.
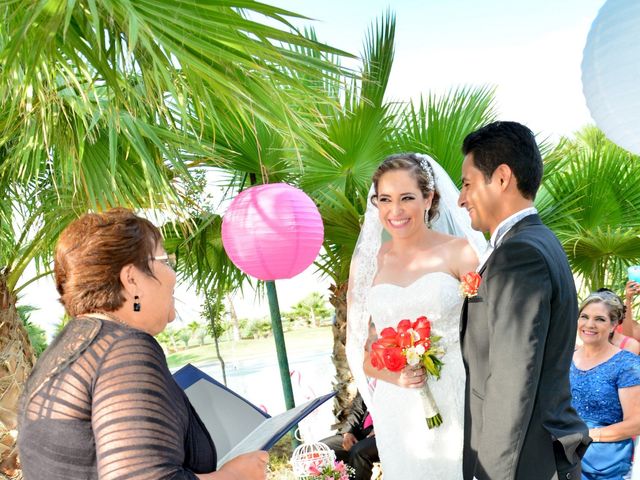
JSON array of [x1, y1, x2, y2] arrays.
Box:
[[178, 329, 191, 349], [201, 294, 228, 385], [195, 328, 208, 347], [187, 321, 201, 342], [158, 327, 180, 353], [17, 306, 48, 357], [290, 292, 332, 327], [155, 330, 174, 353], [241, 319, 273, 339]]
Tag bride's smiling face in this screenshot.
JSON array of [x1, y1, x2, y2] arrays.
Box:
[[375, 169, 432, 238]]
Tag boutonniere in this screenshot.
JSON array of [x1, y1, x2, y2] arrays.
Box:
[[459, 272, 481, 298]]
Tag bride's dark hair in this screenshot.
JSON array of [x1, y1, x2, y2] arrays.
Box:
[[370, 153, 440, 223]]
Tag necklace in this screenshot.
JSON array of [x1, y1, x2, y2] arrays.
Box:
[[94, 311, 130, 327]]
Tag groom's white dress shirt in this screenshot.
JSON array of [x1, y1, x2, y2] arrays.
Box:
[[476, 207, 538, 272]]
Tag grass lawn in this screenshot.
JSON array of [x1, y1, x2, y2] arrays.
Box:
[[166, 325, 333, 369]]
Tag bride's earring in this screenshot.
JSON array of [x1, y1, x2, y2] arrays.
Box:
[[424, 209, 431, 228]]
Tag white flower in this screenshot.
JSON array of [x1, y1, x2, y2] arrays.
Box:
[[405, 344, 426, 366]]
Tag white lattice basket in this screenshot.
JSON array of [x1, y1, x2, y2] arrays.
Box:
[[290, 442, 336, 478]]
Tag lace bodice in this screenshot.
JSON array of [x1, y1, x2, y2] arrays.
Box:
[[368, 271, 463, 348]]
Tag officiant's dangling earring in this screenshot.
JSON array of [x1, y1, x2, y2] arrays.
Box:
[[133, 295, 141, 312]]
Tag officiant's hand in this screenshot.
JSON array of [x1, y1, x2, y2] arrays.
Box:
[[206, 451, 269, 480], [398, 365, 426, 389]]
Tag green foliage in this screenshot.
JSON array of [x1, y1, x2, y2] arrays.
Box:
[[392, 86, 498, 187], [288, 292, 332, 326], [240, 318, 272, 340], [17, 305, 48, 357], [200, 294, 230, 340], [156, 326, 180, 353], [538, 126, 640, 292], [52, 314, 72, 338], [0, 0, 350, 297], [178, 329, 191, 349]]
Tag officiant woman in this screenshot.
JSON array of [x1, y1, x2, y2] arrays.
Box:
[[18, 208, 268, 480]]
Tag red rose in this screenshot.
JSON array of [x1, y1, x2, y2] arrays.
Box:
[[396, 319, 412, 334], [413, 316, 430, 330], [417, 338, 431, 351], [413, 316, 431, 339], [382, 347, 406, 372], [460, 272, 481, 298], [377, 336, 397, 348], [380, 327, 397, 339], [370, 341, 386, 370], [397, 330, 413, 348], [377, 327, 399, 347]]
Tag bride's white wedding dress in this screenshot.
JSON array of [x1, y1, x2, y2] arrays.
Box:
[[367, 271, 464, 480]]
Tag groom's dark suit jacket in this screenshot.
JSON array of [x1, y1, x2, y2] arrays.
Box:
[[460, 215, 590, 480]]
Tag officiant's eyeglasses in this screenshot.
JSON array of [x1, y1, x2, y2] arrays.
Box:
[[153, 253, 177, 269]]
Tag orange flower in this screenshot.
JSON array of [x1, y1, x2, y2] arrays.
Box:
[[460, 272, 481, 298]]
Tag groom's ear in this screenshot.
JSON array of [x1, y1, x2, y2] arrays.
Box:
[[493, 164, 514, 192]]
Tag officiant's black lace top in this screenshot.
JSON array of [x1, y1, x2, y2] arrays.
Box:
[[18, 317, 216, 480]]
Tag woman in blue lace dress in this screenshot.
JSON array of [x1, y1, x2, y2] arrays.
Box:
[[570, 291, 640, 479]]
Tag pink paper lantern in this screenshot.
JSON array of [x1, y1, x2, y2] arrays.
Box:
[[221, 183, 324, 281]]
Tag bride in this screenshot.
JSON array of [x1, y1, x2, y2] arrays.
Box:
[[346, 153, 486, 479]]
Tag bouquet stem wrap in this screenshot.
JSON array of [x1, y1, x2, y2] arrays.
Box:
[[419, 382, 443, 429]]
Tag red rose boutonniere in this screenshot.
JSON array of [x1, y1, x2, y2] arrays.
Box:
[[459, 272, 481, 298]]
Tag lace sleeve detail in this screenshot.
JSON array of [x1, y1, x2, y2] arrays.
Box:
[[92, 333, 200, 480], [617, 351, 640, 389]]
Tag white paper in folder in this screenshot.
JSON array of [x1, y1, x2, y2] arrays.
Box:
[[173, 363, 335, 468]]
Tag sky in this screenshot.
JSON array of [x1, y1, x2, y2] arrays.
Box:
[[22, 0, 607, 338]]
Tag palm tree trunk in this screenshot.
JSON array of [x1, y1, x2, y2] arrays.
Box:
[[206, 302, 228, 386], [0, 274, 36, 479], [329, 281, 354, 430], [213, 335, 227, 387]]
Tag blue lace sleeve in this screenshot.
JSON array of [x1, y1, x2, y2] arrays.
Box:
[[617, 351, 640, 389]]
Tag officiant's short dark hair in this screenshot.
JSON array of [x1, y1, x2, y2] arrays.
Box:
[[462, 121, 542, 200]]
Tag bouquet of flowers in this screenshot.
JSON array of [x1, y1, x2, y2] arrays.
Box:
[[302, 460, 355, 480], [369, 316, 445, 428]]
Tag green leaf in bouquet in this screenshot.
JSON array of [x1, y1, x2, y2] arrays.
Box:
[[423, 355, 440, 378]]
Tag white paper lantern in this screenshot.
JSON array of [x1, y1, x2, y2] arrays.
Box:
[[582, 0, 640, 155]]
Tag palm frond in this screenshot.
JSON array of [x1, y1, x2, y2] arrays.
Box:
[[315, 188, 365, 284], [393, 85, 498, 185], [539, 126, 640, 291], [162, 213, 249, 296]]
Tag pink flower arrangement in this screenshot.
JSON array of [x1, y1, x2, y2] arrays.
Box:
[[304, 460, 354, 480]]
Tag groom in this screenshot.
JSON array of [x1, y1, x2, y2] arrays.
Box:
[[458, 121, 590, 480]]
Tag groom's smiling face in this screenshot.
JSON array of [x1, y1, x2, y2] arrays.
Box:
[[459, 154, 503, 235]]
